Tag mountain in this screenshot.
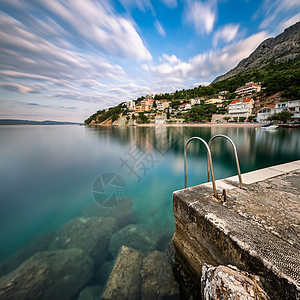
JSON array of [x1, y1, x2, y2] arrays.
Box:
[[213, 21, 300, 83], [0, 119, 82, 125]]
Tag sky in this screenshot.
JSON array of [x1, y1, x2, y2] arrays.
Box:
[[0, 0, 299, 122]]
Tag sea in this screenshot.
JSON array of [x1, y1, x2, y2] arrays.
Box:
[[0, 124, 299, 298]]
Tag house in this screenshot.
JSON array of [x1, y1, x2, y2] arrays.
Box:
[[274, 100, 300, 120], [179, 103, 192, 110], [155, 116, 166, 124], [190, 98, 202, 106], [205, 98, 223, 105], [126, 100, 135, 111], [135, 105, 150, 113], [257, 107, 275, 123], [235, 82, 261, 96], [156, 100, 170, 111], [219, 91, 229, 95], [228, 98, 254, 117]]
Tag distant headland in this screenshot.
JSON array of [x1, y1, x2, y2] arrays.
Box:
[[0, 119, 82, 125]]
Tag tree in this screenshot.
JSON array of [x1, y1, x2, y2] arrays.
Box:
[[248, 116, 256, 122], [126, 116, 130, 120], [167, 109, 170, 119], [153, 101, 157, 108], [233, 117, 238, 122], [268, 111, 293, 123], [239, 117, 246, 122], [223, 116, 230, 122], [138, 112, 150, 123]]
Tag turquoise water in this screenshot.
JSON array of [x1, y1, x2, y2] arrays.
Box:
[[0, 125, 299, 296]]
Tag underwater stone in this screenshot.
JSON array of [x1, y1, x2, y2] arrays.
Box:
[[141, 250, 179, 300], [81, 197, 135, 229], [0, 232, 55, 277], [77, 285, 103, 300], [49, 217, 118, 266], [201, 264, 270, 300], [109, 224, 159, 257], [94, 260, 115, 286], [0, 248, 94, 300], [102, 246, 143, 300]]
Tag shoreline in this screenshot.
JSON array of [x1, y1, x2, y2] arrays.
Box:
[[91, 123, 263, 128]]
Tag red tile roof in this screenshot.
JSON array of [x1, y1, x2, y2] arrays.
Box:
[[242, 98, 253, 103]]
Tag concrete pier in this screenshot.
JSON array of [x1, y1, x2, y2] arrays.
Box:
[[170, 161, 300, 299]]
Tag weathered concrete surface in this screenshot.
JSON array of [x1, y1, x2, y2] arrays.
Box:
[[171, 163, 300, 300], [201, 264, 270, 300]]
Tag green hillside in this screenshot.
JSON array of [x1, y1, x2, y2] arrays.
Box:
[[84, 57, 300, 124]]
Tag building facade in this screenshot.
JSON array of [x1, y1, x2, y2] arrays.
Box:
[[257, 107, 274, 123], [235, 82, 261, 96], [228, 98, 254, 117]]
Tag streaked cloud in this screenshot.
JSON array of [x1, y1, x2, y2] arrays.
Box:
[[160, 0, 178, 8], [155, 20, 166, 37], [144, 31, 268, 84], [213, 24, 240, 47], [185, 0, 217, 34], [258, 0, 300, 30]]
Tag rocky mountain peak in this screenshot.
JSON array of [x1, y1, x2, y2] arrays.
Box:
[[212, 21, 300, 83]]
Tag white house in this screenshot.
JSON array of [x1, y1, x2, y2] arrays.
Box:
[[228, 98, 254, 117], [156, 101, 170, 111], [179, 103, 192, 110], [257, 107, 275, 123], [126, 100, 135, 111], [274, 100, 300, 120], [235, 82, 261, 96]]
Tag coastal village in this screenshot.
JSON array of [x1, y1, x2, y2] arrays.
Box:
[[86, 81, 300, 126]]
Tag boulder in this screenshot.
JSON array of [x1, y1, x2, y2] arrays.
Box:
[[201, 264, 270, 300], [94, 260, 115, 286], [141, 250, 179, 300], [0, 232, 55, 277], [82, 197, 135, 229], [109, 224, 158, 257], [77, 285, 103, 300], [0, 248, 94, 300], [49, 217, 118, 265], [102, 246, 143, 300]]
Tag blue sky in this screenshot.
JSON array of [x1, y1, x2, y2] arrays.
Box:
[[0, 0, 299, 122]]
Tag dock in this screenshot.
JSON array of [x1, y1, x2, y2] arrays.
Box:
[[170, 160, 300, 299]]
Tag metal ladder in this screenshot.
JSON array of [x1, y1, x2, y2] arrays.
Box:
[[184, 134, 243, 198]]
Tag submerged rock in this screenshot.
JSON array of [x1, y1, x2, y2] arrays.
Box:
[[0, 232, 55, 277], [201, 264, 270, 300], [102, 246, 143, 300], [82, 197, 135, 229], [141, 250, 179, 300], [0, 248, 94, 300], [94, 260, 115, 286], [77, 285, 103, 300], [109, 224, 158, 257], [49, 217, 118, 265]]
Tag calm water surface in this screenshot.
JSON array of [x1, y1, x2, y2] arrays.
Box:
[[0, 125, 299, 296]]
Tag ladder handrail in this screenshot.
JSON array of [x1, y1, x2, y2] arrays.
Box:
[[184, 137, 218, 198], [207, 134, 243, 188]]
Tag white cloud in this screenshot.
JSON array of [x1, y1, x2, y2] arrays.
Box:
[[277, 13, 300, 32], [118, 0, 152, 12], [213, 24, 240, 47], [185, 1, 217, 34], [35, 0, 152, 61], [144, 31, 269, 84], [160, 0, 177, 8], [258, 0, 300, 30], [155, 20, 166, 37]]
